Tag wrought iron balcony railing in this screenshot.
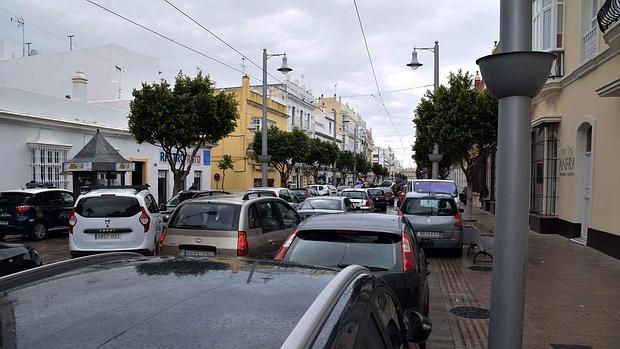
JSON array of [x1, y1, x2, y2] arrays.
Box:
[[598, 0, 620, 33]]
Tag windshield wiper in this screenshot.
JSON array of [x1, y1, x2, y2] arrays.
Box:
[[336, 263, 389, 271]]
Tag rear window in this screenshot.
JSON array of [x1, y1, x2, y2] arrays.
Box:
[[285, 230, 401, 271], [413, 181, 457, 196], [169, 203, 240, 231], [76, 196, 141, 217], [341, 191, 366, 199], [300, 199, 341, 210], [0, 192, 32, 205], [402, 198, 457, 216], [367, 189, 384, 196]]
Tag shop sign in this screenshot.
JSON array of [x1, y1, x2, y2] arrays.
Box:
[[63, 162, 92, 171], [159, 151, 203, 166], [116, 163, 136, 171], [558, 147, 574, 176]]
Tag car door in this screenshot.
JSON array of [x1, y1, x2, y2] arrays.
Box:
[[145, 194, 163, 239], [274, 201, 301, 250], [58, 192, 75, 229], [405, 219, 429, 315], [246, 204, 266, 257], [344, 198, 356, 212], [255, 201, 285, 258], [42, 192, 62, 229], [368, 287, 407, 349]]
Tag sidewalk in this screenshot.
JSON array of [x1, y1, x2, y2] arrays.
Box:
[[434, 207, 620, 348]]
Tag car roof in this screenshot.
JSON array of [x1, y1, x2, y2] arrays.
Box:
[[300, 213, 403, 234], [341, 188, 366, 192], [405, 191, 455, 199], [81, 188, 148, 197], [413, 179, 456, 183], [0, 256, 339, 348], [304, 196, 344, 201], [183, 195, 285, 206], [1, 188, 71, 195]]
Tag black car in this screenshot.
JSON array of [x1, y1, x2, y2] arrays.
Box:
[[0, 189, 75, 240], [0, 242, 42, 276], [367, 188, 388, 212], [276, 213, 430, 316], [160, 189, 229, 221], [0, 254, 432, 348]]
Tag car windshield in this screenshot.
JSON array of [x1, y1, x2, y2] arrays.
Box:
[[402, 198, 457, 216], [300, 199, 342, 210], [166, 194, 180, 207], [413, 181, 457, 196], [341, 191, 366, 199], [169, 203, 240, 231], [285, 230, 400, 271], [76, 196, 141, 217], [367, 189, 384, 196], [0, 192, 32, 205]]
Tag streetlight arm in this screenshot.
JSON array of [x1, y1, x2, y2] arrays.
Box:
[[266, 52, 286, 59]]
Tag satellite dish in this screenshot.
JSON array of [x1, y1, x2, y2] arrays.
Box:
[[29, 49, 39, 56]]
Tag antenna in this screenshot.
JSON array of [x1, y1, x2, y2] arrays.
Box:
[[115, 65, 123, 99], [11, 16, 25, 57], [241, 57, 246, 75], [68, 35, 74, 50]]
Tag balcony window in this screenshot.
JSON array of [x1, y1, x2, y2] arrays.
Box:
[[582, 0, 600, 61], [533, 0, 564, 51]]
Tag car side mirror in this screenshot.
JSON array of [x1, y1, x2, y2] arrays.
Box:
[[160, 204, 167, 212], [406, 311, 432, 343], [459, 208, 464, 213], [162, 214, 170, 223]]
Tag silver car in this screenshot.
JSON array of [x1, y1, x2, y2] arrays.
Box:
[[297, 196, 357, 219], [161, 195, 300, 258], [340, 188, 374, 211], [400, 192, 464, 256]]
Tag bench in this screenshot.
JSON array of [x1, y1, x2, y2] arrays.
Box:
[[463, 219, 493, 264]]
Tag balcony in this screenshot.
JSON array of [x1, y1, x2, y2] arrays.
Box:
[[582, 26, 599, 61], [598, 0, 620, 49]]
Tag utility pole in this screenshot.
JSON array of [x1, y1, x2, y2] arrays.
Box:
[[353, 124, 358, 182], [332, 109, 338, 186], [476, 0, 554, 347]]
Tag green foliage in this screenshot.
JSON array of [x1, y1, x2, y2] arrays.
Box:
[[413, 70, 497, 180], [372, 163, 383, 177], [336, 150, 356, 175], [354, 153, 371, 177], [217, 154, 234, 190], [129, 71, 238, 194], [252, 127, 310, 185], [304, 139, 340, 182]]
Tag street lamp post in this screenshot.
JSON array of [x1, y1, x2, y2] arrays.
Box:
[[408, 41, 441, 179], [260, 49, 292, 187]]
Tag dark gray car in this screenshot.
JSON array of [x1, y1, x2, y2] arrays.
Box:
[[297, 196, 357, 219]]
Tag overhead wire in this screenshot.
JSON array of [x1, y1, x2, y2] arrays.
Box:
[[340, 84, 434, 98]]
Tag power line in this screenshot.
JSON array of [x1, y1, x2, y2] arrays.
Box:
[[352, 0, 407, 160], [340, 84, 434, 98]]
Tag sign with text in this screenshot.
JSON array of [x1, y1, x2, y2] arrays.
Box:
[[63, 162, 92, 172], [558, 147, 574, 176], [159, 150, 206, 166]]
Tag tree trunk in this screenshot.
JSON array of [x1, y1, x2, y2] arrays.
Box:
[[280, 172, 288, 188], [172, 171, 188, 195], [466, 178, 474, 219], [221, 170, 226, 190]]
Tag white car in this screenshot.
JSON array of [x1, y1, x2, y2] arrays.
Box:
[[69, 188, 164, 257], [340, 188, 374, 211], [326, 185, 338, 196], [306, 184, 331, 196]]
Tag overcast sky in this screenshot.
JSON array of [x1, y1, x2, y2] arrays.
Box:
[[0, 0, 499, 167]]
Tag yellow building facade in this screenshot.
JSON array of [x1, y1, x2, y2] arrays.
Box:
[[210, 76, 289, 190], [528, 0, 620, 259]]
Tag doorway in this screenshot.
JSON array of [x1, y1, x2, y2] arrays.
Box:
[[132, 161, 145, 185], [158, 170, 168, 205], [577, 122, 593, 241]]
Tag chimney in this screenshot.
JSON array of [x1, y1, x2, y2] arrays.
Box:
[[71, 71, 88, 102]]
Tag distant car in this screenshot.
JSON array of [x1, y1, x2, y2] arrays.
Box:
[[246, 187, 302, 210], [340, 188, 374, 211], [0, 188, 75, 240], [306, 184, 331, 196], [289, 187, 318, 201], [377, 186, 396, 205], [276, 213, 430, 316], [0, 242, 42, 276], [0, 255, 432, 348], [161, 195, 300, 258], [297, 196, 357, 219], [69, 188, 165, 257], [326, 185, 338, 196], [336, 185, 352, 194], [400, 192, 464, 256], [367, 188, 388, 212], [160, 190, 230, 221]]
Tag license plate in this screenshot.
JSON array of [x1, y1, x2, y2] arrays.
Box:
[[94, 233, 121, 240], [0, 221, 8, 225], [181, 249, 214, 257], [417, 231, 442, 238]]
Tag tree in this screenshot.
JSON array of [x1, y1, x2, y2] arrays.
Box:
[[354, 153, 371, 180], [304, 139, 340, 183], [252, 127, 310, 186], [413, 70, 498, 215], [129, 72, 238, 194], [217, 154, 234, 190], [336, 150, 356, 183], [372, 163, 384, 182]]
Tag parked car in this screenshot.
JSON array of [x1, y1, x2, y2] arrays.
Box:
[[0, 242, 42, 276], [297, 196, 357, 219], [290, 187, 318, 201], [307, 184, 331, 196], [400, 192, 464, 256], [326, 184, 338, 196], [0, 188, 75, 240], [0, 255, 432, 348], [247, 187, 302, 210], [275, 213, 430, 316], [161, 195, 300, 258], [340, 188, 374, 211], [160, 190, 230, 222], [367, 188, 388, 212], [411, 179, 459, 206], [377, 186, 396, 205], [69, 188, 165, 257], [336, 185, 352, 194]]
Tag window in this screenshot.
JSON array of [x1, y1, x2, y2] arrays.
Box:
[[276, 202, 299, 228], [169, 203, 239, 231], [532, 0, 563, 51], [353, 312, 388, 348], [76, 196, 141, 218], [344, 199, 356, 211], [279, 189, 292, 202], [43, 191, 63, 207], [256, 202, 282, 233], [292, 106, 296, 125], [193, 170, 202, 190], [249, 205, 261, 229], [145, 194, 159, 213], [581, 0, 598, 61], [300, 199, 342, 210], [0, 192, 32, 205], [402, 198, 457, 216], [28, 145, 69, 189], [373, 291, 404, 349], [530, 124, 559, 215], [300, 109, 304, 128], [60, 192, 74, 207]]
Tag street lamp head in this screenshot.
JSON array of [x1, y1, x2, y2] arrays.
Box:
[[407, 50, 422, 70], [277, 54, 292, 74]]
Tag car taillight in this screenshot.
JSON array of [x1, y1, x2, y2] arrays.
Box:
[[402, 231, 415, 272], [454, 212, 463, 227], [68, 209, 77, 234], [237, 231, 249, 256], [15, 205, 32, 214], [139, 207, 150, 233], [159, 226, 167, 250], [275, 228, 298, 260]]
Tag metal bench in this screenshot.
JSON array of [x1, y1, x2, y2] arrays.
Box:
[[464, 219, 493, 264]]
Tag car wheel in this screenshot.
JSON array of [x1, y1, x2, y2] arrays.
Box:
[[31, 222, 47, 241]]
